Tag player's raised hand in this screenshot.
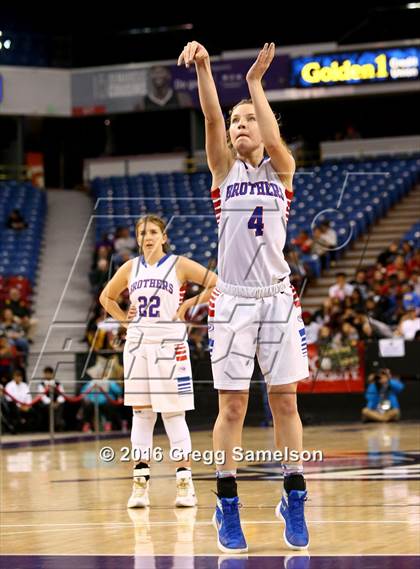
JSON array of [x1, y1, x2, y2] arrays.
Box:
[[177, 41, 209, 68], [246, 42, 276, 82]]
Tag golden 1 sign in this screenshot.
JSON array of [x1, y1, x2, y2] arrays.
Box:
[[292, 47, 420, 87]]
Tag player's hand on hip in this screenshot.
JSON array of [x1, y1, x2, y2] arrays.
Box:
[[246, 42, 275, 82], [123, 304, 137, 328], [177, 41, 209, 68]]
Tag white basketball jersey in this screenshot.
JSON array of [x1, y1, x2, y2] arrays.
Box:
[[126, 254, 187, 343], [210, 158, 293, 288]]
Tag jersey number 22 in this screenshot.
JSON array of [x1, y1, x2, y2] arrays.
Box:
[[138, 296, 160, 317]]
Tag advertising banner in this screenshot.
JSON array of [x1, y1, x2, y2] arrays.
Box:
[[72, 55, 289, 115], [298, 342, 365, 393], [291, 46, 420, 88]]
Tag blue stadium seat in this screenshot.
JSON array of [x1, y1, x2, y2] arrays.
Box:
[[91, 155, 420, 267], [0, 182, 46, 285]]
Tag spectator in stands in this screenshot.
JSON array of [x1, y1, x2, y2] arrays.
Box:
[[6, 209, 28, 230], [349, 289, 365, 312], [311, 225, 335, 270], [377, 241, 399, 267], [3, 368, 38, 432], [364, 298, 393, 337], [4, 288, 36, 341], [311, 226, 329, 257], [292, 230, 313, 254], [312, 298, 332, 325], [113, 227, 137, 263], [360, 321, 376, 340], [356, 314, 377, 340], [413, 271, 420, 294], [402, 284, 420, 312], [0, 334, 17, 383], [89, 258, 110, 296], [362, 369, 404, 423], [93, 244, 113, 268], [329, 273, 354, 301], [86, 307, 121, 352], [401, 240, 414, 261], [0, 308, 29, 362], [371, 284, 393, 317], [397, 269, 408, 288], [78, 362, 123, 432], [113, 250, 132, 270], [334, 321, 359, 346], [371, 267, 386, 291], [284, 249, 308, 288], [407, 250, 420, 275], [319, 221, 337, 249], [350, 269, 369, 300], [318, 325, 333, 347], [37, 366, 66, 432], [96, 232, 114, 251], [397, 308, 420, 340], [386, 254, 406, 278], [302, 311, 320, 345], [409, 269, 420, 296]]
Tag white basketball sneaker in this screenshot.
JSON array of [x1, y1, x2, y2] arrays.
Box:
[[127, 467, 150, 508], [175, 470, 198, 507]]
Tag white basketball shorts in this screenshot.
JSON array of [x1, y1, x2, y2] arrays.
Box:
[[208, 279, 309, 390], [123, 339, 194, 412]]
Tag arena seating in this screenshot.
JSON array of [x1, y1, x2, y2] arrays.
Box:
[[92, 156, 420, 269], [402, 221, 420, 249], [0, 181, 47, 298]]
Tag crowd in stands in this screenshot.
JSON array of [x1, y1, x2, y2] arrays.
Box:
[[0, 284, 34, 384], [287, 219, 339, 285], [1, 198, 419, 434], [0, 209, 34, 372], [85, 221, 420, 367], [292, 220, 338, 267], [303, 240, 420, 347]]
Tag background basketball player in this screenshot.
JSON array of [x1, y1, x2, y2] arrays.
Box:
[[100, 214, 217, 508]]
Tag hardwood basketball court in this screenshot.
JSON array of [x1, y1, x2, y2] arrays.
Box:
[[1, 422, 419, 567]]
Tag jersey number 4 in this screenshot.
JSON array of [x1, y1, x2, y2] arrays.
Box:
[[248, 206, 264, 236], [138, 296, 161, 317]]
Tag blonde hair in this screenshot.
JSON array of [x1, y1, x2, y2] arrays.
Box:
[[135, 214, 171, 254]]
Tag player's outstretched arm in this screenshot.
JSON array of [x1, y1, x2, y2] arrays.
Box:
[[178, 41, 232, 184], [246, 42, 295, 188]]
